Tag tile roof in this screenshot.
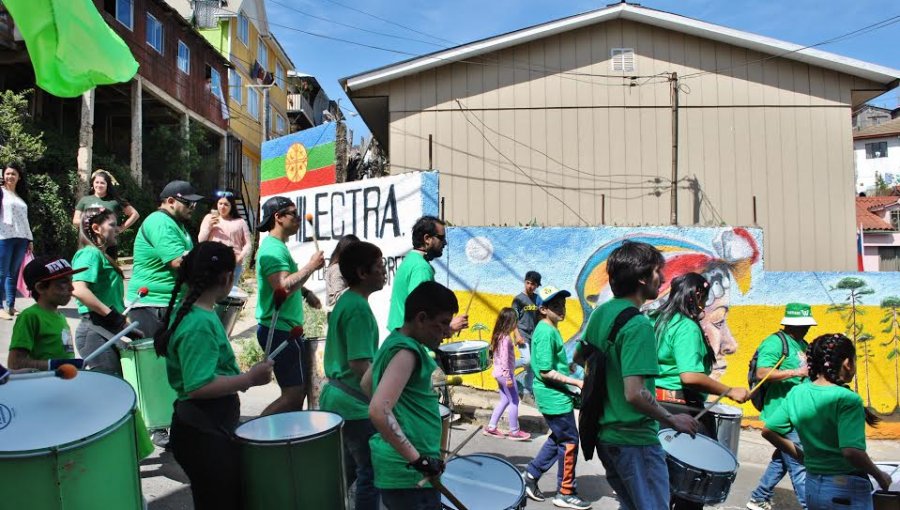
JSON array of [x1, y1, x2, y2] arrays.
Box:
[[856, 196, 898, 231], [854, 117, 900, 140]]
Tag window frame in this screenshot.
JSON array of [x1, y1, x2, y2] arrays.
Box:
[[866, 141, 889, 159], [891, 210, 900, 231], [275, 62, 285, 89], [210, 68, 222, 98], [146, 13, 164, 54], [257, 37, 268, 71], [238, 12, 249, 46], [229, 69, 243, 104], [248, 87, 260, 120], [276, 113, 286, 134], [611, 48, 636, 72], [115, 0, 134, 30], [177, 41, 190, 74]]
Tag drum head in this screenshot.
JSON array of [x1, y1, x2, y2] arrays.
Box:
[[874, 463, 900, 491], [441, 454, 525, 510], [438, 341, 489, 354], [659, 429, 738, 474], [0, 372, 136, 454], [235, 411, 342, 443], [439, 404, 451, 420], [705, 403, 743, 417]]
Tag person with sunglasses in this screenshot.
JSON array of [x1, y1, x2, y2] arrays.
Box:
[[199, 190, 251, 287]]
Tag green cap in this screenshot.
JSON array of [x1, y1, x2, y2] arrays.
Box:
[[780, 303, 817, 326]]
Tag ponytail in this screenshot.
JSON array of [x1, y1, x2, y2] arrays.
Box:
[[809, 334, 881, 427]]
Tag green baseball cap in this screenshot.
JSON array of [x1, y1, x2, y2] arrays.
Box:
[[780, 303, 817, 326]]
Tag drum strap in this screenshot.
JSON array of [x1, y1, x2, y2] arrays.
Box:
[[174, 395, 240, 438], [327, 378, 371, 405]]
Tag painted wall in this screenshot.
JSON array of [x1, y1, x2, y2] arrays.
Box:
[[433, 225, 900, 417], [854, 136, 900, 194], [261, 123, 337, 196]]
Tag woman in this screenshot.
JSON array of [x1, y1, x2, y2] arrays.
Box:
[[72, 170, 140, 232], [325, 234, 360, 309], [154, 241, 273, 510], [0, 162, 32, 319], [198, 191, 251, 286], [652, 272, 751, 510], [762, 334, 892, 510]]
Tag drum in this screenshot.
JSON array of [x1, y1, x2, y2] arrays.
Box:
[[705, 402, 742, 455], [215, 287, 248, 337], [301, 336, 326, 409], [120, 338, 179, 429], [235, 411, 346, 509], [437, 340, 491, 375], [875, 491, 900, 510], [873, 463, 900, 491], [440, 404, 451, 457], [0, 372, 143, 509], [659, 428, 738, 505], [440, 454, 526, 510]]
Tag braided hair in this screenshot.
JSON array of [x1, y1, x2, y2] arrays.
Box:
[[652, 272, 716, 368], [79, 207, 122, 276], [808, 333, 881, 426], [154, 241, 236, 357]]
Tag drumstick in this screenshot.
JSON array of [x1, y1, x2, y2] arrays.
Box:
[[689, 390, 729, 423], [454, 279, 480, 338], [304, 213, 320, 252], [264, 288, 289, 356], [268, 326, 304, 361], [748, 356, 788, 397], [10, 364, 78, 380], [429, 475, 469, 510], [417, 425, 483, 487], [83, 321, 140, 365], [123, 287, 149, 316]]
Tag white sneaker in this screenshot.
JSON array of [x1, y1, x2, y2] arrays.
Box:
[[747, 500, 773, 510]]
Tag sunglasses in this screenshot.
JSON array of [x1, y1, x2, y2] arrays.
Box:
[[173, 197, 197, 208], [431, 233, 446, 241], [277, 209, 298, 218], [215, 191, 234, 198]]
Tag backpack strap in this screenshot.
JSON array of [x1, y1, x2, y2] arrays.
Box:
[[775, 330, 790, 360], [610, 307, 641, 345]]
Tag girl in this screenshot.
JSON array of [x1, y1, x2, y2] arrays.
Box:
[[484, 307, 531, 440], [198, 191, 251, 286], [154, 241, 273, 510], [325, 234, 360, 309], [72, 169, 141, 232], [0, 162, 32, 319], [762, 334, 892, 510]]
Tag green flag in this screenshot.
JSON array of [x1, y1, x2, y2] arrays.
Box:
[[4, 0, 139, 98]]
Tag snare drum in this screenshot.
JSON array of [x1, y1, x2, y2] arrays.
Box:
[[659, 428, 738, 505], [0, 372, 143, 509], [214, 287, 248, 337], [440, 404, 451, 457], [120, 338, 179, 430], [439, 454, 526, 510], [705, 402, 742, 455], [437, 341, 491, 375]]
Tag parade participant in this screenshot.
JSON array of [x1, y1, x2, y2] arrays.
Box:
[[523, 286, 590, 509], [72, 170, 140, 234], [746, 303, 815, 510], [653, 272, 750, 510], [386, 215, 467, 333], [512, 270, 541, 400], [255, 196, 324, 415], [484, 307, 531, 441], [198, 190, 251, 286], [580, 241, 698, 510], [320, 240, 385, 510], [154, 241, 273, 510], [0, 162, 33, 320], [368, 281, 458, 509], [325, 234, 360, 310], [7, 256, 85, 371]]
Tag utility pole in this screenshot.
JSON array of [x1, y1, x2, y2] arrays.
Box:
[[669, 72, 679, 225], [246, 83, 275, 144]]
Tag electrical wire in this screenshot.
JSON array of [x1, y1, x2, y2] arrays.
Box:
[[311, 0, 460, 47]]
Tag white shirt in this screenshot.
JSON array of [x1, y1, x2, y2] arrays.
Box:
[[0, 188, 32, 240]]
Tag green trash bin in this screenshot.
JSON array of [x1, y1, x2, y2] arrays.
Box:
[[121, 338, 178, 430]]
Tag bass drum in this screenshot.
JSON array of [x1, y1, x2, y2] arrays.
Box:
[[440, 454, 526, 510]]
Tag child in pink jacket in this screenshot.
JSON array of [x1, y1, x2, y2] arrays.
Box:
[[484, 307, 531, 440]]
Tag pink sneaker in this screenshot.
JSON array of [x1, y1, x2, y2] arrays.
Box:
[[507, 430, 531, 441], [483, 427, 506, 438]]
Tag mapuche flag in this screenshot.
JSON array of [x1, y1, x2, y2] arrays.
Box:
[[5, 0, 138, 97], [261, 123, 337, 196]]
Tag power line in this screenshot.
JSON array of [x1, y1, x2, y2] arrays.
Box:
[[312, 0, 459, 47]]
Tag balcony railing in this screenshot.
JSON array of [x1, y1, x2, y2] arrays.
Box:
[[287, 93, 314, 124]]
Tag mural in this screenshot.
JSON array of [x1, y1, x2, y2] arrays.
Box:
[[433, 226, 900, 417], [261, 123, 337, 196]]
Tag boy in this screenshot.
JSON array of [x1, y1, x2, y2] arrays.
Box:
[[523, 285, 591, 510], [512, 270, 541, 398], [8, 256, 86, 370], [320, 241, 386, 510], [368, 281, 458, 509]]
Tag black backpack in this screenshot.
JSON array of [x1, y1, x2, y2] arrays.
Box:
[[577, 306, 641, 461], [747, 331, 789, 412]]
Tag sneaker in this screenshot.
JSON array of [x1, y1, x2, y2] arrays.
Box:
[[507, 430, 531, 441], [150, 429, 170, 449], [483, 427, 506, 438], [553, 493, 592, 509], [524, 472, 545, 502], [746, 500, 772, 510], [0, 310, 11, 320]]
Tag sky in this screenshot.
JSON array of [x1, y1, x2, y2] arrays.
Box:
[[265, 0, 900, 143]]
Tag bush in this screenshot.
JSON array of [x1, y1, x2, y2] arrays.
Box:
[[28, 173, 78, 257], [236, 337, 264, 371]]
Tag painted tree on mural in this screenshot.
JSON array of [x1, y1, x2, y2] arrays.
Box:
[[881, 296, 900, 411], [470, 323, 489, 341], [829, 277, 875, 404]]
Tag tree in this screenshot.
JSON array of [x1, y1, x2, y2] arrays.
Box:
[[470, 322, 489, 341], [0, 89, 45, 166], [881, 296, 900, 412], [875, 172, 891, 196], [828, 277, 875, 403]]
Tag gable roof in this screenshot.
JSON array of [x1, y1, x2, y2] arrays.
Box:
[[854, 116, 900, 140], [342, 2, 900, 92], [857, 196, 899, 231]]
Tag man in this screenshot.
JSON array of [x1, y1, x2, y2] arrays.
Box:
[[746, 303, 814, 510], [512, 270, 540, 399], [386, 215, 467, 334], [580, 241, 698, 510], [368, 281, 458, 509], [320, 241, 386, 510], [255, 196, 324, 416]]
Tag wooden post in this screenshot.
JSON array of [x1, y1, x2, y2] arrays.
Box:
[[670, 72, 679, 225], [601, 194, 606, 225], [428, 134, 433, 170], [753, 195, 758, 225], [130, 76, 143, 184], [76, 89, 94, 199]]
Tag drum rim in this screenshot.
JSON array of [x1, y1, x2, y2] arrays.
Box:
[[235, 410, 344, 444], [437, 341, 489, 353], [657, 428, 739, 474], [127, 338, 156, 351], [442, 453, 526, 507]]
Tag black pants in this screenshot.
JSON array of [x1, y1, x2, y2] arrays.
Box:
[[660, 401, 717, 510]]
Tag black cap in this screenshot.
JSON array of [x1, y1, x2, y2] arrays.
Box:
[[24, 256, 86, 291], [525, 270, 542, 286], [258, 196, 295, 232], [159, 180, 203, 202]]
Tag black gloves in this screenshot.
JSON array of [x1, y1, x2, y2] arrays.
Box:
[[409, 456, 445, 477]]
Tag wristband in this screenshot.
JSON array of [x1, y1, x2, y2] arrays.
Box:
[[301, 288, 311, 298]]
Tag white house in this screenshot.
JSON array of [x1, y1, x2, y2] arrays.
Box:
[[854, 117, 900, 194]]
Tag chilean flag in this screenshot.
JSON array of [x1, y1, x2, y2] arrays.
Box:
[[857, 223, 865, 271]]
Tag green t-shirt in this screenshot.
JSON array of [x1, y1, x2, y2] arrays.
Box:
[[765, 383, 867, 475], [582, 298, 660, 446], [369, 331, 441, 489], [320, 291, 379, 421], [75, 195, 123, 214], [757, 332, 808, 420], [165, 306, 241, 400], [10, 304, 73, 361], [255, 235, 303, 331], [127, 210, 193, 306], [386, 251, 434, 331], [655, 312, 711, 399], [72, 246, 125, 315], [531, 320, 574, 415]]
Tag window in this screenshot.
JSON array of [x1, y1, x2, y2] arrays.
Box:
[[276, 113, 286, 134], [209, 68, 222, 97], [115, 0, 133, 29], [238, 12, 249, 46], [257, 38, 268, 70], [229, 69, 242, 104], [892, 210, 900, 231], [248, 87, 259, 120], [275, 62, 285, 88], [177, 41, 190, 74], [146, 14, 164, 54], [866, 141, 888, 159], [611, 48, 635, 72]]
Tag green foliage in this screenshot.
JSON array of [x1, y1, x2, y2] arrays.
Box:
[[880, 297, 900, 411], [875, 172, 892, 196], [829, 277, 876, 402], [28, 173, 78, 256], [303, 302, 327, 338], [0, 89, 45, 165], [236, 337, 264, 371]]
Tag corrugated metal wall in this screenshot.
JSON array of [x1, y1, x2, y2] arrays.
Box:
[[354, 19, 882, 271]]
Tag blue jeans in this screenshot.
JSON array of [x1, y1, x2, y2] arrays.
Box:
[[380, 488, 440, 509], [597, 443, 670, 510], [343, 419, 379, 510], [515, 342, 534, 396], [806, 473, 873, 510], [526, 412, 579, 495], [0, 237, 27, 308], [750, 429, 807, 508]]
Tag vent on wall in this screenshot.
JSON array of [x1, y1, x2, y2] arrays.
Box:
[[611, 48, 635, 72]]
